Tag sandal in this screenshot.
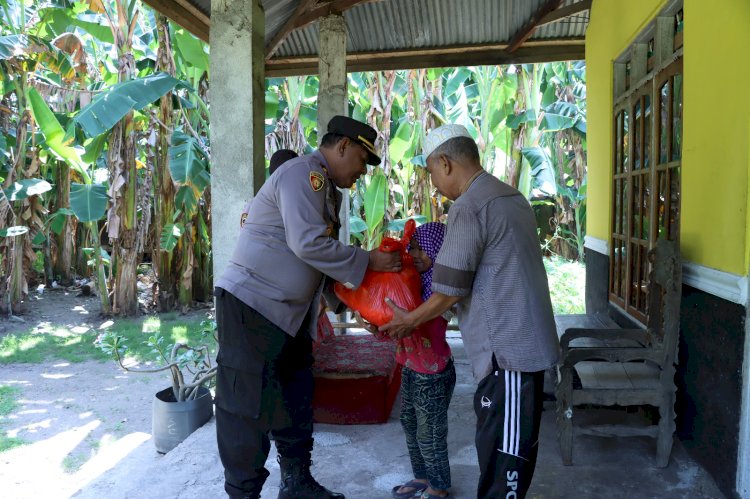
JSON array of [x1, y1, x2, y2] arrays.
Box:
[[391, 480, 428, 499]]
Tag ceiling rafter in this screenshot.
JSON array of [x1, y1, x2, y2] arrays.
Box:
[[537, 0, 592, 27], [506, 0, 564, 53], [142, 0, 209, 41], [266, 0, 381, 61], [266, 39, 585, 77]]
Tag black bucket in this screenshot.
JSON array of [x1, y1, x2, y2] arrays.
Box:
[[152, 386, 214, 453]]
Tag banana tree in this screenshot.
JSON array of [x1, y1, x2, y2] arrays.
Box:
[[167, 129, 209, 310], [0, 0, 79, 313], [27, 85, 111, 313]]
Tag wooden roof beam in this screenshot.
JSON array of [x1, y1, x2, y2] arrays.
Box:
[[141, 0, 209, 42], [537, 0, 592, 27], [266, 39, 585, 77], [506, 0, 564, 53], [266, 0, 382, 60]]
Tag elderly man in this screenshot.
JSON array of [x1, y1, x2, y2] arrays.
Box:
[[380, 124, 560, 499], [214, 116, 401, 499]]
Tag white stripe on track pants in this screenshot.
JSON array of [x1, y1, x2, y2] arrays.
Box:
[[473, 363, 544, 499]]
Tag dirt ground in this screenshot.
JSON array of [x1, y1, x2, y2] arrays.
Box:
[[0, 289, 211, 498]]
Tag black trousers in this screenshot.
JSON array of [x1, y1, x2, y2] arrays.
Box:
[[474, 360, 544, 499], [214, 288, 315, 498]]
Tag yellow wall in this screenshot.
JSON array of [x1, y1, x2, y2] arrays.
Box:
[[586, 0, 750, 275]]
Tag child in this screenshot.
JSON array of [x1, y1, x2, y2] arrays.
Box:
[[392, 221, 455, 499]]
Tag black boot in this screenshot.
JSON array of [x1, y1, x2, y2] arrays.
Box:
[[277, 456, 345, 499]]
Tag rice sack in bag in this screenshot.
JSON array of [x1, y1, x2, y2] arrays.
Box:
[[334, 219, 422, 326]]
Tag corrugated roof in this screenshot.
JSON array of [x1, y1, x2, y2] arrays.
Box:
[[144, 0, 588, 73], [271, 0, 588, 57]]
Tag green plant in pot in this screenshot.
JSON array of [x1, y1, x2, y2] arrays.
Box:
[[97, 319, 217, 453]]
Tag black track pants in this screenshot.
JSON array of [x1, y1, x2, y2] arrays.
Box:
[[474, 365, 544, 499]]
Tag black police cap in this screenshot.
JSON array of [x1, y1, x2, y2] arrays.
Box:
[[327, 115, 381, 165]]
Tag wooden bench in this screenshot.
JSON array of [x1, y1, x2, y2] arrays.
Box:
[[554, 239, 682, 467]]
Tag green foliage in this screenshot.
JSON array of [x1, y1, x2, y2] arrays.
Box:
[[362, 169, 388, 249], [0, 226, 28, 237], [69, 183, 108, 222], [169, 130, 209, 216], [0, 385, 26, 453], [2, 178, 52, 201], [95, 318, 217, 401], [160, 223, 183, 252], [0, 315, 206, 365], [544, 255, 586, 314], [71, 72, 182, 138], [28, 86, 90, 180]]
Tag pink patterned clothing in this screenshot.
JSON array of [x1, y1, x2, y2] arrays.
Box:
[[395, 316, 451, 374]]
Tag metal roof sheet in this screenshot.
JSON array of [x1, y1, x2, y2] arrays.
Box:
[[267, 0, 588, 57]]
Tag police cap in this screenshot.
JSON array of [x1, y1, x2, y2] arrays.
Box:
[[327, 115, 381, 165]]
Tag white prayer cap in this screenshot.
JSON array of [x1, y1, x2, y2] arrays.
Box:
[[423, 124, 473, 159]]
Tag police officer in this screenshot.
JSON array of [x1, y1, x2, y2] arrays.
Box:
[[214, 116, 401, 499]]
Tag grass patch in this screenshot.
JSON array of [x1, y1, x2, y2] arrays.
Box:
[[0, 315, 208, 365], [545, 255, 586, 314], [0, 385, 27, 453]]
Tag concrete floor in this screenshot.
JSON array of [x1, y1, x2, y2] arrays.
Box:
[[75, 336, 725, 499]]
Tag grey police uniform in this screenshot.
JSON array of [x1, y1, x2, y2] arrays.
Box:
[[216, 150, 368, 338], [213, 150, 368, 498]]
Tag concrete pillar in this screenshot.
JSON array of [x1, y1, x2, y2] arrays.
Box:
[[317, 13, 350, 244], [210, 0, 265, 278]]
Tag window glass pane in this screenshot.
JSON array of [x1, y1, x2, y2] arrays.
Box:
[[617, 242, 627, 299], [634, 100, 641, 169], [657, 171, 667, 238], [659, 82, 669, 163], [638, 244, 650, 315], [631, 176, 641, 238], [622, 111, 629, 172], [672, 74, 683, 161], [669, 166, 681, 240], [642, 174, 651, 241], [644, 95, 651, 169], [621, 178, 629, 237], [615, 112, 622, 174], [615, 180, 621, 235], [629, 242, 638, 307]]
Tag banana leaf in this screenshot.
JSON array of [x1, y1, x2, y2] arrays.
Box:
[[169, 131, 210, 215], [70, 183, 108, 222], [522, 147, 556, 196], [3, 178, 52, 201], [28, 87, 90, 181], [71, 72, 182, 138], [539, 102, 580, 132], [160, 223, 184, 252], [363, 170, 387, 247], [0, 34, 75, 78], [0, 226, 29, 237]]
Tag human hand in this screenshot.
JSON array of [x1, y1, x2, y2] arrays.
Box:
[[378, 298, 415, 340], [353, 311, 378, 335], [368, 249, 402, 273]]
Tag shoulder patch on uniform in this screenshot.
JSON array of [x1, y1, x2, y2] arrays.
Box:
[[240, 212, 248, 228], [309, 171, 325, 192]]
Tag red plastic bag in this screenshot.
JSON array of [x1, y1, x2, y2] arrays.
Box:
[[335, 220, 422, 326]]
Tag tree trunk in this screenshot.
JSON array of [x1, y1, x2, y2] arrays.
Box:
[[153, 15, 178, 311], [109, 116, 140, 316], [107, 0, 141, 316], [177, 221, 194, 313], [54, 162, 73, 284]]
